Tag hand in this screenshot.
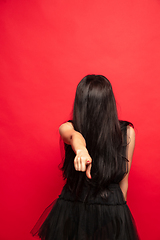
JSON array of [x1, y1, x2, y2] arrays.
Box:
[[74, 148, 92, 179]]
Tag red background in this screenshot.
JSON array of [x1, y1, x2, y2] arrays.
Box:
[[0, 0, 160, 239]]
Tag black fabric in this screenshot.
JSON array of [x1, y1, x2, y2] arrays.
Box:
[[30, 121, 139, 239]]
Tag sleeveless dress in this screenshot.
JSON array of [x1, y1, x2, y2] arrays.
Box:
[[30, 122, 139, 240]]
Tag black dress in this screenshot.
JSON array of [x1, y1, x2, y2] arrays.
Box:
[[31, 122, 139, 240]]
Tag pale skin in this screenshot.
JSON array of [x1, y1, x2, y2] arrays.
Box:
[[59, 121, 135, 201]]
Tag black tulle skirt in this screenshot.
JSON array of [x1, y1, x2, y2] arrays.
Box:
[[30, 184, 139, 240]]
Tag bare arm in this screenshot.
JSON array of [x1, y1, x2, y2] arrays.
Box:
[[119, 125, 135, 200], [59, 122, 92, 178]]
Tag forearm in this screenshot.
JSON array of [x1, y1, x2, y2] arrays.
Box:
[[59, 122, 92, 178], [68, 131, 87, 154], [72, 131, 91, 179], [59, 122, 87, 154]]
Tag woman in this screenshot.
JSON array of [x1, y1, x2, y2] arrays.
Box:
[[31, 75, 139, 240]]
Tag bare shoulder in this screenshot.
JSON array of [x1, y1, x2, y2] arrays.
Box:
[[127, 125, 135, 163], [127, 125, 135, 143]]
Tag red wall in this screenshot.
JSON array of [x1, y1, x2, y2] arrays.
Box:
[[0, 1, 160, 239]]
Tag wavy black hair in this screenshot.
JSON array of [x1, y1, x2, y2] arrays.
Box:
[[61, 75, 133, 197]]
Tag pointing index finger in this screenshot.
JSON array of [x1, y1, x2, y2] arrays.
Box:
[[86, 162, 92, 179]]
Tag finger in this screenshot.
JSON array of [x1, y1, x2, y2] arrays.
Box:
[[81, 158, 86, 172], [86, 160, 91, 164], [86, 163, 92, 179], [77, 157, 81, 171], [74, 156, 78, 171]]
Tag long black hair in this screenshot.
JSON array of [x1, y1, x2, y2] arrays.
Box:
[[61, 75, 133, 197]]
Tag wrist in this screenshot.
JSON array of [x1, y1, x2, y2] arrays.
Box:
[[76, 147, 88, 155]]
